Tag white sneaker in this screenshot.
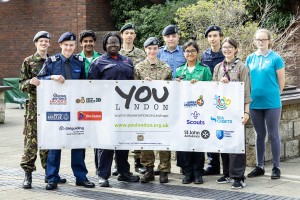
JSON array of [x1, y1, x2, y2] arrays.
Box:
[[98, 177, 109, 187], [231, 179, 246, 189]]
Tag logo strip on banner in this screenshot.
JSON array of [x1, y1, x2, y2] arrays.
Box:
[[78, 111, 102, 121]]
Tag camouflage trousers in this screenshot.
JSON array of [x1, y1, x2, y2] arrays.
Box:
[[132, 150, 141, 160], [141, 150, 171, 172], [20, 100, 48, 173]]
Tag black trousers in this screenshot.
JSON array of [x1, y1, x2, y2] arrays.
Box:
[[221, 153, 246, 179], [182, 151, 205, 178]]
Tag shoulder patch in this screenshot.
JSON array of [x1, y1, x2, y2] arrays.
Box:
[[50, 56, 57, 62], [74, 54, 84, 61]]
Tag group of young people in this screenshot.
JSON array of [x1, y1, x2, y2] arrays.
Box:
[[19, 23, 285, 191]]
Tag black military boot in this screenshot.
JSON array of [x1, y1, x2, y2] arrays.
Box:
[[159, 171, 168, 183], [141, 167, 155, 183], [135, 158, 146, 174], [23, 172, 32, 189]]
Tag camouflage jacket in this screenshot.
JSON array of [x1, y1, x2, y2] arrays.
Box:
[[19, 52, 47, 97], [134, 59, 172, 81], [119, 46, 146, 67]]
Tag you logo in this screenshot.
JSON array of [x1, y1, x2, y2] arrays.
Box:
[[115, 85, 169, 110]]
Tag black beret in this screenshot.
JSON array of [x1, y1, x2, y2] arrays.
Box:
[[58, 32, 76, 43], [162, 24, 178, 36], [143, 37, 159, 47], [204, 25, 222, 38], [120, 23, 135, 33], [33, 31, 51, 42]]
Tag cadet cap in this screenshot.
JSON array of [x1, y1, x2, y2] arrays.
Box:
[[120, 23, 135, 33], [204, 25, 222, 38], [33, 31, 51, 42], [162, 24, 178, 36], [58, 32, 76, 43], [144, 37, 159, 47]]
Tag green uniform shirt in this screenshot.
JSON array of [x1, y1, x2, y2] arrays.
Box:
[[80, 50, 101, 77], [175, 60, 212, 81], [134, 59, 172, 81], [119, 46, 146, 67]]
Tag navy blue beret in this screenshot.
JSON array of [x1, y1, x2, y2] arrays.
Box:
[[33, 31, 51, 42], [204, 25, 222, 38], [162, 25, 178, 36], [120, 23, 135, 33], [58, 32, 76, 43], [144, 37, 159, 47]]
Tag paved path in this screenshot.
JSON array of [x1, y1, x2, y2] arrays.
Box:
[[0, 104, 300, 199]]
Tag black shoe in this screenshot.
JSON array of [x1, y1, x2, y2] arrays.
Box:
[[23, 172, 32, 189], [45, 182, 58, 190], [98, 177, 109, 187], [112, 165, 118, 176], [271, 167, 281, 179], [118, 173, 140, 182], [203, 168, 220, 176], [247, 166, 265, 178], [76, 180, 95, 188], [134, 158, 146, 174], [44, 178, 67, 184], [159, 172, 168, 183], [182, 176, 193, 184], [194, 176, 203, 184]]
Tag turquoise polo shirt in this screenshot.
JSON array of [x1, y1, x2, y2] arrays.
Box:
[[80, 50, 101, 77], [246, 50, 284, 109]]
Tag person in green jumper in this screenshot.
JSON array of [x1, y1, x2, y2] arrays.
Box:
[[79, 30, 101, 77], [78, 30, 101, 172], [175, 40, 212, 184]]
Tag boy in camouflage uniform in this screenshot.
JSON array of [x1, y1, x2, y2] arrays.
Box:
[[134, 37, 172, 183], [117, 23, 147, 175], [19, 31, 51, 189]]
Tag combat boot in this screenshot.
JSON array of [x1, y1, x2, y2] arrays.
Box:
[[141, 167, 155, 183], [135, 158, 146, 174], [159, 171, 168, 183], [23, 172, 32, 189]]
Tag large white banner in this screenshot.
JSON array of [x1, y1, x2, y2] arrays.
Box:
[[37, 80, 245, 153]]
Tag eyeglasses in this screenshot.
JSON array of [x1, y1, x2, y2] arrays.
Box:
[[222, 46, 234, 50], [184, 49, 197, 54], [107, 42, 120, 46], [255, 39, 269, 43]]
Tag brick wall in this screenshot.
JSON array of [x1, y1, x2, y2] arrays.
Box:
[[0, 0, 115, 83]]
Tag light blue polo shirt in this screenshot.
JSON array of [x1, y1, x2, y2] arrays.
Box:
[[246, 50, 284, 109], [158, 45, 186, 79]]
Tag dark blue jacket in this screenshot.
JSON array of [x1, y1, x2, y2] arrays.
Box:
[[38, 53, 86, 80], [88, 53, 134, 80], [201, 48, 224, 74]]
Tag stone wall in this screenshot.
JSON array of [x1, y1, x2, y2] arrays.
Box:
[[246, 103, 300, 166]]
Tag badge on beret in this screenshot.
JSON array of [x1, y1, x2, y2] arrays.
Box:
[[71, 36, 74, 40]]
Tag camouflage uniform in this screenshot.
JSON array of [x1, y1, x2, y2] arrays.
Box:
[[19, 52, 48, 172], [119, 46, 146, 67], [134, 59, 172, 172], [120, 46, 146, 160]]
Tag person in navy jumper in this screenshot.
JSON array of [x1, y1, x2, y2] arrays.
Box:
[[88, 32, 140, 187], [38, 32, 95, 190]]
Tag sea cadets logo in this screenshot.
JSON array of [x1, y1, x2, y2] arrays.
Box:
[[78, 111, 102, 121], [211, 116, 232, 123], [76, 97, 101, 104], [184, 95, 204, 108], [50, 93, 67, 105], [213, 95, 231, 110], [46, 112, 70, 121]]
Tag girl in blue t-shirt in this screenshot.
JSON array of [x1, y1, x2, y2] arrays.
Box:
[[246, 29, 285, 180]]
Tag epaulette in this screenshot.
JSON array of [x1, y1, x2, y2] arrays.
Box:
[[200, 62, 209, 68], [49, 54, 60, 63], [74, 54, 84, 62]]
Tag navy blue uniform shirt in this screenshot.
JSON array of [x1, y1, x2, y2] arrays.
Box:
[[88, 53, 134, 80], [201, 48, 224, 74], [38, 53, 86, 80]]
